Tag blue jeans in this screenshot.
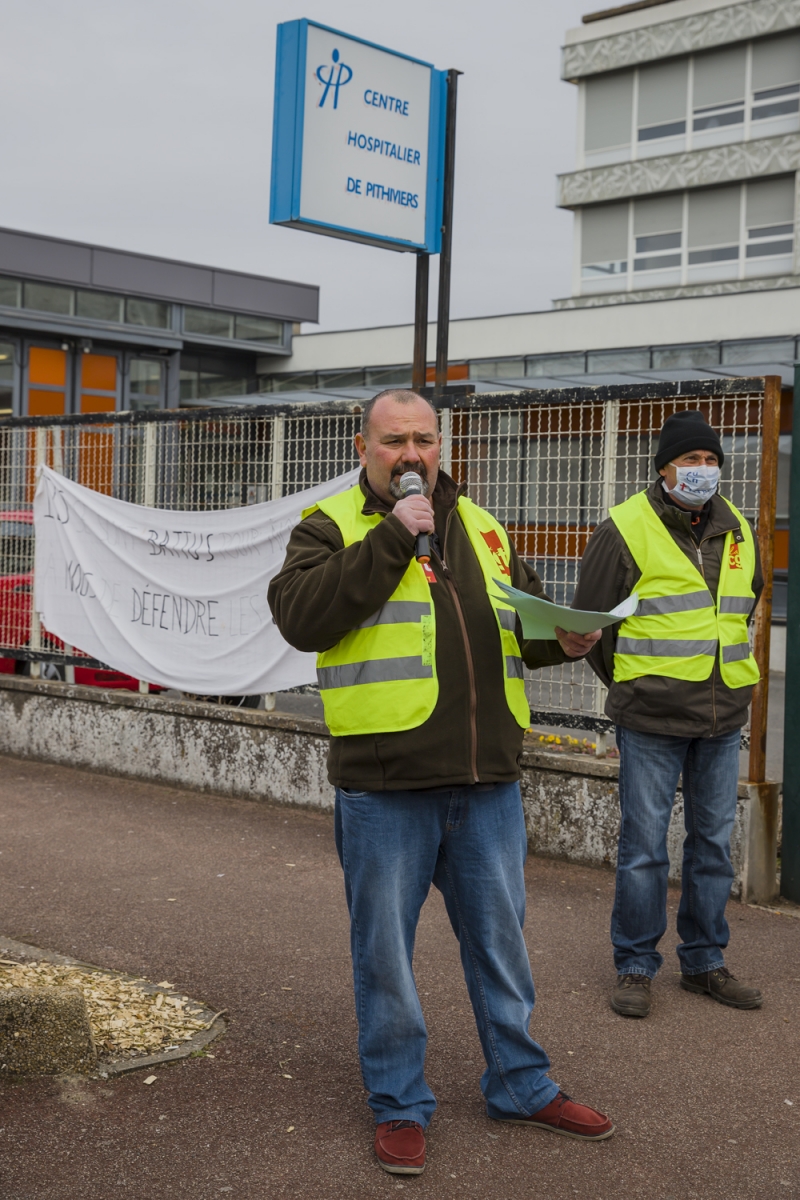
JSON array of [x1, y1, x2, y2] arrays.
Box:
[[334, 782, 559, 1127], [612, 724, 741, 980]]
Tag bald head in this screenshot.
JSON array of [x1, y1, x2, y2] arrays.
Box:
[[354, 390, 441, 506], [360, 388, 437, 437]]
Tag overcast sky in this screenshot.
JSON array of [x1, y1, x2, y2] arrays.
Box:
[[1, 0, 594, 332]]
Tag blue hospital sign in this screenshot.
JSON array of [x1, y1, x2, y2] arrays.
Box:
[[270, 20, 446, 253]]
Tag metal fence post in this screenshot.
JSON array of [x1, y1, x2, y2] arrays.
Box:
[[593, 398, 620, 753], [270, 416, 286, 501], [782, 368, 800, 900], [138, 423, 158, 693], [51, 427, 75, 685], [29, 428, 48, 679], [142, 422, 157, 509]]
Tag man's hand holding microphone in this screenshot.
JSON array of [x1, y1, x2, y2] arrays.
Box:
[[394, 471, 434, 564]]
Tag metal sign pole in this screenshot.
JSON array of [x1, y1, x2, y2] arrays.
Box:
[[434, 69, 462, 397], [781, 365, 800, 900], [411, 254, 429, 391]]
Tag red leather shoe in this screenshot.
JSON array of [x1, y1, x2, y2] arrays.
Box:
[[499, 1091, 615, 1141], [374, 1120, 426, 1175]]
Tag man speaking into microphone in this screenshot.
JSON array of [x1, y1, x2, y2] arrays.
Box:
[[268, 389, 612, 1174]]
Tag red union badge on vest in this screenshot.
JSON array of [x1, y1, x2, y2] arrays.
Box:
[[728, 542, 743, 570], [422, 561, 436, 583], [480, 530, 511, 577]]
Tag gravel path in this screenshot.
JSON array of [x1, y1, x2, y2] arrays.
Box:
[[0, 755, 797, 1199]]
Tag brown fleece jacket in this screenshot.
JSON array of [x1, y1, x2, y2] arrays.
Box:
[[572, 479, 763, 738], [268, 469, 569, 790]]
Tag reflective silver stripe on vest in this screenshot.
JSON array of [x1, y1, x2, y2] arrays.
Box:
[[317, 656, 433, 690], [616, 638, 718, 658], [718, 596, 755, 616], [506, 655, 524, 680], [497, 608, 517, 632], [637, 590, 713, 616], [722, 642, 753, 663], [358, 600, 431, 629]]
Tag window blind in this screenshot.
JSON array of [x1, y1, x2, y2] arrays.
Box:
[[693, 46, 747, 108], [752, 32, 800, 91], [581, 203, 629, 264], [688, 187, 741, 246], [585, 72, 634, 151], [638, 59, 689, 126]]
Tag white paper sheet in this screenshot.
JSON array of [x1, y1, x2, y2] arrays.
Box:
[[493, 578, 638, 641]]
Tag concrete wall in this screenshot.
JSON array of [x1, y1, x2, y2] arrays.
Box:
[[0, 677, 779, 904]]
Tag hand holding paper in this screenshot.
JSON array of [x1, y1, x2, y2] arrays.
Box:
[[493, 579, 639, 641]]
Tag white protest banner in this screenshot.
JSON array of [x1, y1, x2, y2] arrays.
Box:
[[33, 464, 361, 695]]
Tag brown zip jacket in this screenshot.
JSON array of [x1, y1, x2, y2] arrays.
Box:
[[572, 479, 763, 738], [268, 469, 569, 790]]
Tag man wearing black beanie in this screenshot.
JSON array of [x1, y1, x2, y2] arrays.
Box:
[[572, 409, 763, 1018]]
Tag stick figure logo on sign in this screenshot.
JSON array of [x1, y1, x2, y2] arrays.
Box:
[[316, 48, 353, 109]]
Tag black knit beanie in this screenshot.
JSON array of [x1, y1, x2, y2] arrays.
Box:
[[653, 410, 724, 471]]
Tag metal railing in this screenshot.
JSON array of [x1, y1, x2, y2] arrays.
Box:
[[0, 377, 780, 780]]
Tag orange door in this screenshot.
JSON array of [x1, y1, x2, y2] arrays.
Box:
[[80, 354, 118, 413], [27, 347, 67, 416]]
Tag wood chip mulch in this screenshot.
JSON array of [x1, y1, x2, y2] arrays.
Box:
[[0, 959, 217, 1061]]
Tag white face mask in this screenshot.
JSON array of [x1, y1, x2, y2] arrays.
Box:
[[663, 462, 720, 507]]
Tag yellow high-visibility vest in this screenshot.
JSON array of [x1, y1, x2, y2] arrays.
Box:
[[301, 484, 530, 735], [609, 489, 760, 689]]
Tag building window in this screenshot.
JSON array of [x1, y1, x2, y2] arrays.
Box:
[[23, 281, 73, 316], [184, 307, 234, 339], [259, 371, 318, 393], [0, 276, 170, 329], [584, 71, 633, 164], [129, 359, 164, 411], [0, 278, 21, 308], [0, 342, 14, 415], [745, 177, 795, 272], [651, 343, 720, 369], [580, 176, 795, 295], [526, 354, 587, 377], [580, 202, 628, 292], [183, 306, 284, 345], [76, 290, 125, 323], [752, 33, 800, 134], [692, 45, 747, 149], [179, 353, 255, 402], [633, 195, 682, 281], [687, 186, 741, 282], [233, 314, 283, 344], [469, 360, 525, 380], [364, 366, 413, 387], [637, 59, 688, 148], [580, 34, 800, 170], [124, 297, 170, 329], [586, 348, 650, 373]]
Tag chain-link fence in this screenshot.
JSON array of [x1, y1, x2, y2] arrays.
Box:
[[0, 378, 780, 774]]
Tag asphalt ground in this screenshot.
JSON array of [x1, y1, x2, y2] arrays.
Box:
[[0, 755, 798, 1200]]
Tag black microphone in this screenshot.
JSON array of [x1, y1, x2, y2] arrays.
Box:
[[398, 471, 431, 564]]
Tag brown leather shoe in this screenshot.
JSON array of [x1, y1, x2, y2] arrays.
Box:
[[374, 1120, 426, 1175], [611, 973, 652, 1017], [680, 967, 763, 1009], [497, 1091, 615, 1140]]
